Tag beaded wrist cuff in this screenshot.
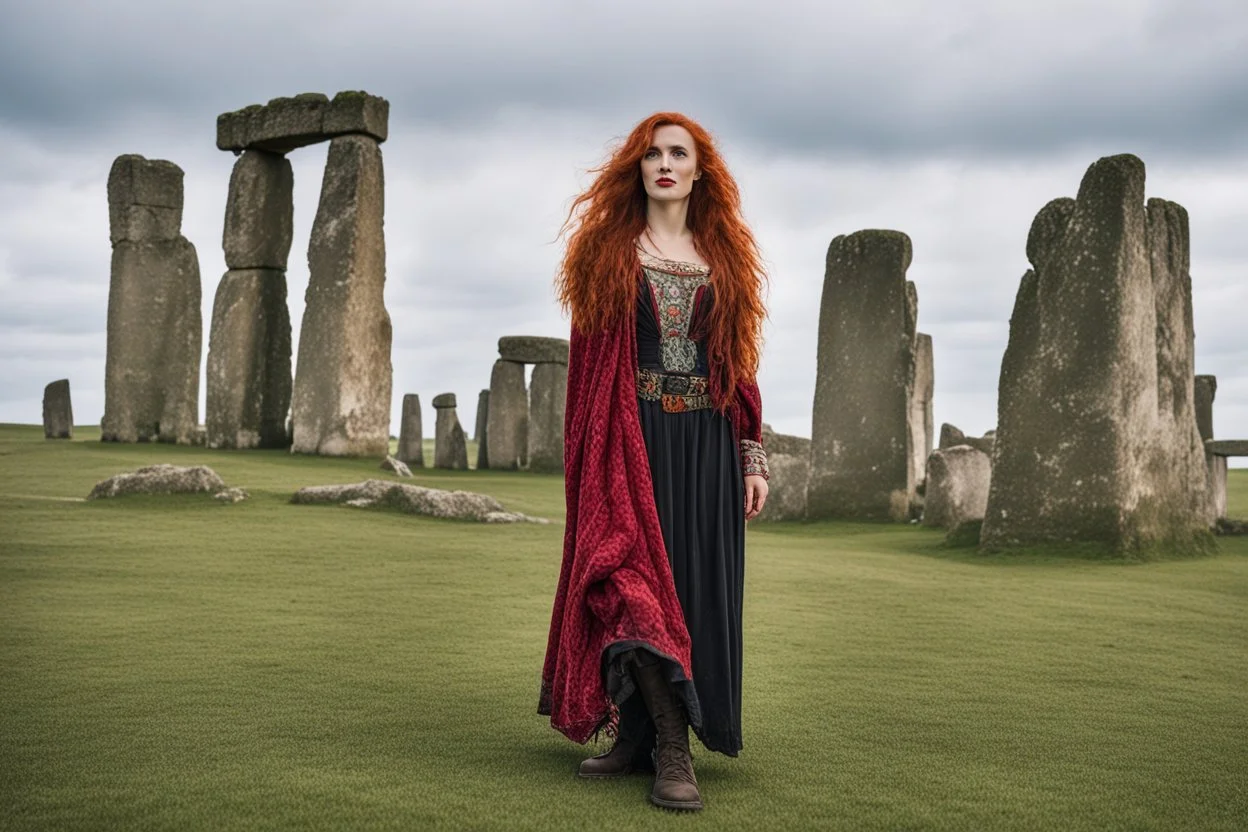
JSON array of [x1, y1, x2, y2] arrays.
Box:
[[740, 439, 769, 480]]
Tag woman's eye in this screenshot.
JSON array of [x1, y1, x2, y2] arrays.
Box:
[[673, 150, 686, 157]]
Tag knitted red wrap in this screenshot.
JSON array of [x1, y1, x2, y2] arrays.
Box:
[[537, 302, 763, 744]]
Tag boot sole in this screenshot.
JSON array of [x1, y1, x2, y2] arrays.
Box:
[[650, 795, 704, 811]]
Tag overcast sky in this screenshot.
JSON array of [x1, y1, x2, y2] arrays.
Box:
[[1, 0, 1244, 466]]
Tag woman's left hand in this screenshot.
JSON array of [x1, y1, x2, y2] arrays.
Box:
[[744, 474, 769, 521]]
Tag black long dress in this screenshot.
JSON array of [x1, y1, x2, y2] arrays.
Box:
[[602, 255, 746, 758]]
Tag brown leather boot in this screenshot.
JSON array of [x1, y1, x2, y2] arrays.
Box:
[[578, 693, 655, 778], [631, 651, 703, 811]]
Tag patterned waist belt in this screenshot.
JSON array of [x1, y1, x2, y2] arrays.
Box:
[[636, 368, 712, 413]]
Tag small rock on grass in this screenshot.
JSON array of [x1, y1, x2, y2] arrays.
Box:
[[214, 487, 249, 503], [380, 455, 413, 477]]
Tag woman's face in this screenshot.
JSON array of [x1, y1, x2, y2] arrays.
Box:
[[640, 124, 701, 203]]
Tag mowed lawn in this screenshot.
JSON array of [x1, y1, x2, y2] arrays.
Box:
[[1, 424, 1246, 831]]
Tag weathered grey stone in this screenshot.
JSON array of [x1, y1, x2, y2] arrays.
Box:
[[434, 394, 469, 470], [396, 394, 424, 467], [323, 91, 390, 143], [938, 423, 994, 455], [939, 423, 966, 449], [809, 229, 918, 521], [290, 479, 546, 523], [214, 487, 248, 503], [102, 237, 202, 444], [528, 362, 567, 473], [108, 155, 183, 243], [910, 332, 934, 486], [1194, 375, 1216, 442], [291, 135, 392, 456], [1193, 376, 1223, 519], [88, 464, 225, 499], [982, 155, 1214, 553], [475, 389, 490, 469], [216, 91, 389, 153], [1207, 440, 1248, 456], [43, 379, 72, 439], [498, 336, 569, 365], [223, 150, 294, 270], [205, 269, 291, 449], [380, 455, 413, 477], [486, 359, 528, 470], [759, 424, 812, 458], [922, 446, 992, 530], [755, 426, 811, 522], [1210, 456, 1229, 520]]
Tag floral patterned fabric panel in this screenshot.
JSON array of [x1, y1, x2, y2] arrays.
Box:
[[640, 252, 711, 374]]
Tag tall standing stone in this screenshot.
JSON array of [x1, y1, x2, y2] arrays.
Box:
[[486, 360, 528, 470], [982, 155, 1213, 553], [910, 332, 934, 486], [396, 394, 424, 468], [474, 389, 490, 470], [102, 155, 201, 444], [206, 270, 292, 449], [207, 149, 295, 449], [1194, 375, 1226, 520], [528, 362, 567, 473], [43, 379, 73, 439], [291, 135, 392, 456], [808, 230, 919, 521], [432, 393, 468, 470]]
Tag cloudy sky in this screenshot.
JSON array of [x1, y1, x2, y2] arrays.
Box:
[[2, 0, 1245, 465]]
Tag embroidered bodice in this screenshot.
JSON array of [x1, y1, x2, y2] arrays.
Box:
[[638, 250, 711, 374]]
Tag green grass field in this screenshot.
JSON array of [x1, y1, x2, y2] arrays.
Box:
[[2, 424, 1246, 831]]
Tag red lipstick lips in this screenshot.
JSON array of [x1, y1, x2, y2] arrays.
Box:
[[656, 178, 676, 187]]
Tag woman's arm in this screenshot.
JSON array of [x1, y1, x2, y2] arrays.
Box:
[[730, 379, 769, 520]]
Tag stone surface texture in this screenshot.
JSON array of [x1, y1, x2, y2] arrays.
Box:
[[43, 379, 73, 439], [88, 464, 226, 499], [380, 455, 413, 477], [1206, 440, 1248, 457], [486, 359, 528, 470], [291, 135, 392, 456], [108, 154, 183, 243], [910, 332, 934, 486], [216, 92, 389, 153], [205, 269, 292, 449], [223, 150, 294, 270], [474, 389, 490, 470], [922, 446, 992, 529], [434, 396, 469, 470], [809, 230, 920, 521], [527, 362, 567, 473], [498, 336, 570, 365], [290, 479, 546, 523], [938, 423, 996, 456], [396, 394, 424, 467], [103, 154, 202, 444], [982, 155, 1213, 553], [755, 425, 811, 522]]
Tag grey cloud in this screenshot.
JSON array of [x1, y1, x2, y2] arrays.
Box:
[[3, 1, 1247, 161]]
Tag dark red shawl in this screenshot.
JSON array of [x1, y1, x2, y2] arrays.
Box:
[[538, 289, 763, 743]]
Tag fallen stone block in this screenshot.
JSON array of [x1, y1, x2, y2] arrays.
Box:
[[290, 479, 547, 523], [89, 465, 226, 499]]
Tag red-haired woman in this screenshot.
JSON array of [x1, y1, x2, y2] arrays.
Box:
[[538, 113, 769, 812]]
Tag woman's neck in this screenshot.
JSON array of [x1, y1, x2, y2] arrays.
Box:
[[645, 198, 692, 243]]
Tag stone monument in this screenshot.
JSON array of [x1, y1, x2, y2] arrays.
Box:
[[102, 155, 201, 444]]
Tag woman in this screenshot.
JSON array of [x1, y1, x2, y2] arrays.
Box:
[[538, 112, 769, 812]]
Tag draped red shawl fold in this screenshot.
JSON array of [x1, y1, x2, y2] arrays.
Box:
[[537, 291, 763, 743]]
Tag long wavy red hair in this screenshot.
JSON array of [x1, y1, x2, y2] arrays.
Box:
[[555, 112, 767, 400]]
